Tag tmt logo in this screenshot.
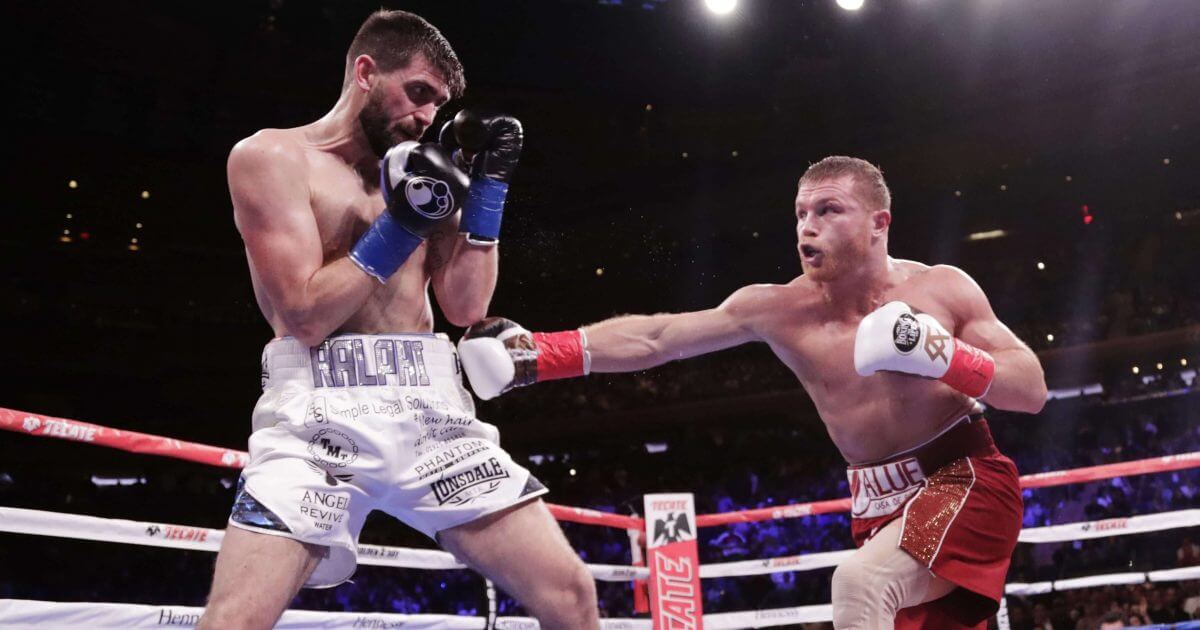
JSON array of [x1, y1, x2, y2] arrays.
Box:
[[307, 428, 359, 469], [320, 438, 343, 459]]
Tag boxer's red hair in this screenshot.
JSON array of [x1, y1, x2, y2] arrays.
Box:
[[799, 156, 892, 212]]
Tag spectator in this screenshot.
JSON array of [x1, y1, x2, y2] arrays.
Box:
[[1179, 536, 1200, 567]]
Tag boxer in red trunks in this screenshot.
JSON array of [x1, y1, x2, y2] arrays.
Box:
[[458, 156, 1048, 628]]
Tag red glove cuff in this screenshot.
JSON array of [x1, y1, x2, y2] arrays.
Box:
[[533, 330, 587, 381], [941, 339, 995, 398]]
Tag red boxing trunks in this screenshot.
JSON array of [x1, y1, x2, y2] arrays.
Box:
[[847, 416, 1022, 628]]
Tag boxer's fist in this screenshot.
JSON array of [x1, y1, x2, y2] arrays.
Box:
[[458, 317, 589, 400], [380, 141, 470, 236], [439, 110, 523, 244], [350, 142, 469, 282], [440, 110, 524, 183], [854, 301, 995, 398]]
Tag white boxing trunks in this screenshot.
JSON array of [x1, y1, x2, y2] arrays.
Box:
[[228, 333, 547, 588]]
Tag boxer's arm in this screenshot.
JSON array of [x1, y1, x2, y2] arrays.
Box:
[[584, 284, 770, 372], [426, 218, 498, 327], [937, 266, 1048, 413], [229, 134, 376, 346]]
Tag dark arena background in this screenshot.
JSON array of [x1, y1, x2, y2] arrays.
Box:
[[2, 0, 1199, 628]]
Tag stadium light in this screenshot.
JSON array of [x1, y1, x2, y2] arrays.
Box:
[[705, 0, 737, 15], [837, 0, 865, 11], [965, 229, 1007, 241]]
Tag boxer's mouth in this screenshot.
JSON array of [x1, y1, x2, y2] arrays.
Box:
[[392, 125, 419, 142], [800, 244, 823, 263]]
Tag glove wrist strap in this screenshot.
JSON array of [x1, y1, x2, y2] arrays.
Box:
[[349, 211, 425, 282], [461, 177, 509, 243], [940, 339, 995, 398], [532, 330, 588, 381]]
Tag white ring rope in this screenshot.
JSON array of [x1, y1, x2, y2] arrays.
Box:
[[6, 506, 1197, 583], [698, 509, 1200, 579], [0, 599, 655, 629], [7, 564, 1199, 630], [1014, 509, 1200, 544], [0, 507, 649, 581]]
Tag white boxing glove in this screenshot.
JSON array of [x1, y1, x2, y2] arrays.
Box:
[[458, 317, 590, 400], [854, 301, 995, 398]]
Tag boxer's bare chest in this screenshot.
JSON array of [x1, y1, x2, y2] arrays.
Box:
[[306, 151, 385, 258], [764, 268, 972, 463], [304, 148, 434, 333]]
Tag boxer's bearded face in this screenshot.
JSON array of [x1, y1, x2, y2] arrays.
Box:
[[358, 88, 403, 159], [795, 176, 875, 282], [357, 57, 450, 159]]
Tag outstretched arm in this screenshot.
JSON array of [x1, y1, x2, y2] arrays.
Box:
[[584, 285, 767, 372], [457, 284, 772, 399]]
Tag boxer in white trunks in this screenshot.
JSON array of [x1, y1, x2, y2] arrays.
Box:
[[198, 10, 598, 630]]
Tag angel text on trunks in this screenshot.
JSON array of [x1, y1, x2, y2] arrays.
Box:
[[310, 338, 431, 388]]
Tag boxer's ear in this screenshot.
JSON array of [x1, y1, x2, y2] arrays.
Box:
[[871, 209, 891, 236], [352, 54, 378, 92]]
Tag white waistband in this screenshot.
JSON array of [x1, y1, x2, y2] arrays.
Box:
[[261, 333, 460, 390]]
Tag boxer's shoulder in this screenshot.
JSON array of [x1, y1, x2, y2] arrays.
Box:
[[228, 128, 311, 181], [731, 280, 823, 331], [911, 264, 984, 306], [889, 257, 933, 278], [888, 261, 979, 297], [786, 275, 835, 304], [728, 282, 809, 314]]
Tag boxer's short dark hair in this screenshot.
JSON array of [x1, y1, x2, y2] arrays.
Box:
[[346, 10, 465, 99], [799, 156, 892, 212]]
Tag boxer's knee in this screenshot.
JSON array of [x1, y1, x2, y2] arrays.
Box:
[[530, 560, 598, 629], [831, 553, 908, 630]]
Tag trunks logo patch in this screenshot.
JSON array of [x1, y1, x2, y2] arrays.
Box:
[[430, 457, 509, 505], [892, 313, 921, 354], [849, 458, 925, 518], [307, 428, 359, 469]]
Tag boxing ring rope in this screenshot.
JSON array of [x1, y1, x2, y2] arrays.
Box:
[[3, 405, 1200, 628], [0, 506, 648, 581], [6, 406, 1197, 529]]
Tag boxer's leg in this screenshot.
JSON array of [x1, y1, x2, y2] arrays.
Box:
[[830, 517, 958, 630], [198, 526, 324, 630], [438, 498, 599, 630]]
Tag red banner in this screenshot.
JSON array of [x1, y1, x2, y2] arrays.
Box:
[[645, 493, 704, 630]]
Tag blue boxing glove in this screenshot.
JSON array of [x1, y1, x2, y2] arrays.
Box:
[[350, 142, 470, 282], [439, 110, 523, 245]]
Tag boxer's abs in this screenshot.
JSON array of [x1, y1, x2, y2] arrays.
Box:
[[248, 246, 437, 339], [776, 336, 976, 465], [815, 381, 978, 465]]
